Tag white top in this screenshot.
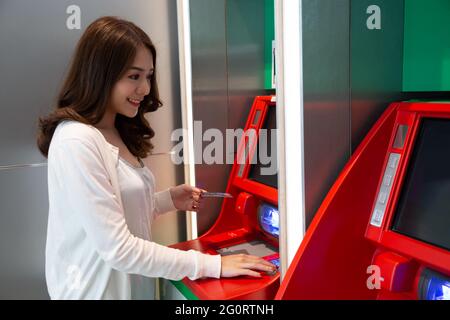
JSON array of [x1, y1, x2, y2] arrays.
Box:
[[117, 156, 155, 300], [45, 120, 221, 300]]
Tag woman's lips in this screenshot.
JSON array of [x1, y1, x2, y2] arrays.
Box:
[[127, 98, 141, 107]]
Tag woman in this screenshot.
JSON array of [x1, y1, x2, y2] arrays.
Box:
[[37, 16, 275, 300]]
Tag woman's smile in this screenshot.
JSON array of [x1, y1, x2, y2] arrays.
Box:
[[127, 97, 142, 107]]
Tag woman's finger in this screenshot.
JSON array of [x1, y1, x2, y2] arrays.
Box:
[[192, 186, 203, 194], [240, 262, 276, 272], [240, 255, 276, 268], [240, 269, 262, 278]]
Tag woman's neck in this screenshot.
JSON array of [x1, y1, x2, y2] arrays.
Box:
[[95, 110, 116, 130]]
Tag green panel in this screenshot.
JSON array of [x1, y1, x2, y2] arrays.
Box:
[[351, 0, 404, 94], [226, 0, 274, 90], [226, 0, 265, 90], [170, 280, 199, 300], [264, 0, 275, 89], [403, 0, 450, 91]]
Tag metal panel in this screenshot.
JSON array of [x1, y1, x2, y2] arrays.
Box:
[[351, 0, 404, 150], [227, 0, 266, 92], [190, 0, 271, 235], [302, 0, 351, 227], [188, 4, 273, 240], [0, 166, 48, 299], [0, 0, 183, 163], [227, 0, 273, 157], [0, 0, 182, 298], [190, 0, 229, 235], [0, 0, 77, 166]]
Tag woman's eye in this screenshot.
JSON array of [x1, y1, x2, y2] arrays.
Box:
[[129, 74, 139, 80]]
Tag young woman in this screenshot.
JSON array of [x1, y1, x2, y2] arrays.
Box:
[[37, 16, 275, 300]]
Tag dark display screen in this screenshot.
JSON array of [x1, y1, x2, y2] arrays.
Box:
[[392, 118, 450, 251], [247, 106, 278, 188]]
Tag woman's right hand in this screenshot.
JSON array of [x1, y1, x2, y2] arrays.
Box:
[[220, 254, 277, 278]]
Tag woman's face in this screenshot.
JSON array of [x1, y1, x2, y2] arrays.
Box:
[[109, 46, 154, 118]]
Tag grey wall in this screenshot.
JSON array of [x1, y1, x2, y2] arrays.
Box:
[[0, 167, 48, 299], [0, 0, 182, 299]]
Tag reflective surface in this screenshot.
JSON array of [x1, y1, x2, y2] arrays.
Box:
[[190, 0, 229, 234], [302, 0, 351, 226], [351, 0, 404, 150], [0, 0, 183, 299], [0, 166, 48, 299], [393, 125, 409, 149], [190, 0, 272, 234]]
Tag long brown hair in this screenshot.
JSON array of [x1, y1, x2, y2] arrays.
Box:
[[37, 16, 162, 158]]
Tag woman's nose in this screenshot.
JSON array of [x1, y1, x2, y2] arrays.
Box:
[[137, 80, 150, 96]]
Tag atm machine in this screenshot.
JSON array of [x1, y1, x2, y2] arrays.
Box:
[[276, 101, 450, 300], [162, 96, 280, 300]]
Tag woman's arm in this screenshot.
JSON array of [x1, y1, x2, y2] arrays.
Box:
[[153, 188, 177, 216], [51, 137, 220, 280]]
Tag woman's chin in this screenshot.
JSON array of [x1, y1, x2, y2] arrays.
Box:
[[119, 110, 139, 118]]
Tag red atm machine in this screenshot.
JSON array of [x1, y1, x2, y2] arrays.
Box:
[[163, 96, 280, 300], [276, 101, 450, 300]]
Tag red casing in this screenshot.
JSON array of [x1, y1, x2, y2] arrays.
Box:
[[170, 96, 279, 300], [276, 101, 450, 300]]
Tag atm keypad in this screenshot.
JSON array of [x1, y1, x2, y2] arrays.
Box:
[[378, 192, 388, 204], [370, 153, 401, 227]]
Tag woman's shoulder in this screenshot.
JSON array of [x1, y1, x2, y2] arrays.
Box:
[[53, 120, 102, 146]]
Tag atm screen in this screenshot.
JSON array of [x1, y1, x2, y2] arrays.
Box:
[[247, 106, 278, 188], [258, 202, 279, 238], [391, 118, 450, 251]]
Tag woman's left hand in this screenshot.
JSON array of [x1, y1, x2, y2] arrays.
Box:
[[169, 184, 206, 212]]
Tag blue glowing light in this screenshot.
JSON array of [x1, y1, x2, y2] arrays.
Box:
[[426, 277, 450, 300], [258, 203, 279, 238], [270, 258, 280, 269]]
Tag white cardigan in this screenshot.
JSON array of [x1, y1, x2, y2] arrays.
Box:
[[45, 120, 220, 299]]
